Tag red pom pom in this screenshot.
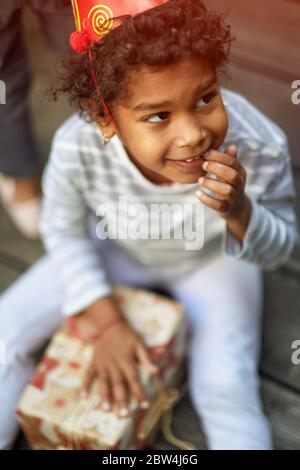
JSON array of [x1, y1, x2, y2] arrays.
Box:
[[69, 31, 91, 54]]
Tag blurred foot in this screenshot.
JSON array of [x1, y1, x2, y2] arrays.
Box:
[[0, 173, 42, 240]]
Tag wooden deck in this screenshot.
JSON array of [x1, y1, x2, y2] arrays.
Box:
[[2, 1, 300, 450]]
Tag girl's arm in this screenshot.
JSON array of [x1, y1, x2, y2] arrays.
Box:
[[40, 133, 113, 317], [40, 135, 156, 417], [222, 138, 299, 271]]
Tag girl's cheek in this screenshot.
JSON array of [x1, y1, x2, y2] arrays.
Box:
[[212, 110, 229, 145], [220, 107, 229, 132]]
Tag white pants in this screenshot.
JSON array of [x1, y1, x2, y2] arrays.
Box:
[[0, 237, 273, 450]]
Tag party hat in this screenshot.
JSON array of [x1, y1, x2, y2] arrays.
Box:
[[70, 0, 169, 53]]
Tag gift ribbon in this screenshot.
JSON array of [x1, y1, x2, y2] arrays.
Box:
[[137, 374, 197, 450], [57, 389, 100, 450], [56, 372, 196, 450]]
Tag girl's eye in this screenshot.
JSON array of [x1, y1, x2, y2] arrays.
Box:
[[196, 92, 218, 108], [146, 112, 169, 123], [144, 92, 218, 123]]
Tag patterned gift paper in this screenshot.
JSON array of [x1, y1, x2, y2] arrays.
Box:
[[16, 284, 189, 450]]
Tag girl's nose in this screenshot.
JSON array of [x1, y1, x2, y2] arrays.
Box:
[[174, 115, 208, 149]]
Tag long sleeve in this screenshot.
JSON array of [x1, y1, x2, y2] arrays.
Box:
[[222, 136, 299, 271], [39, 135, 113, 317]]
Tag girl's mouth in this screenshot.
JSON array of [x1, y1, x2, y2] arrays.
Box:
[[167, 154, 205, 173]]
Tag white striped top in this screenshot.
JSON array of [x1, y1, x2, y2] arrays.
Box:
[[40, 88, 299, 316]]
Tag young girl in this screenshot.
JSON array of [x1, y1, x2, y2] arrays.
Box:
[[0, 0, 298, 450]]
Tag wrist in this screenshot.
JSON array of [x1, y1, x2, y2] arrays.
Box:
[[68, 296, 126, 342], [226, 195, 252, 244], [226, 194, 251, 222], [81, 295, 124, 328], [89, 316, 125, 342]]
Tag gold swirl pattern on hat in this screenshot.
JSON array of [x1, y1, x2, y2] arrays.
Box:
[[88, 5, 114, 36]]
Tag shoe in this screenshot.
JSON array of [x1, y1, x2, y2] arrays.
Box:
[[0, 173, 42, 240]]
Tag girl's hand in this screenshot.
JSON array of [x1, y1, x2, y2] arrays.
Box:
[[196, 145, 248, 221], [80, 320, 159, 419]]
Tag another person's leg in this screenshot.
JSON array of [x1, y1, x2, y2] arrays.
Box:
[[166, 254, 273, 450], [0, 0, 73, 178], [0, 1, 42, 238], [0, 1, 73, 239], [0, 254, 65, 449], [30, 0, 74, 54], [0, 2, 41, 179]]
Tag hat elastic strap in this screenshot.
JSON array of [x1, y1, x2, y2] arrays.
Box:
[[87, 47, 117, 128]]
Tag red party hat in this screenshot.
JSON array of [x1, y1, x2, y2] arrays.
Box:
[[70, 0, 169, 53]]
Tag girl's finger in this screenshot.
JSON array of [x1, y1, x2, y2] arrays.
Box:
[[202, 161, 242, 190], [135, 343, 159, 376], [80, 364, 95, 398], [226, 144, 238, 158], [198, 176, 236, 201], [98, 369, 112, 412], [195, 189, 229, 215], [120, 360, 150, 410], [109, 365, 130, 418], [204, 149, 239, 170]]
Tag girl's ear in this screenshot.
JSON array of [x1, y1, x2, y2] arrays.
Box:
[[84, 98, 116, 139]]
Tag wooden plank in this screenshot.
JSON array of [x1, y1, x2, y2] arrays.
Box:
[[154, 390, 207, 450], [262, 378, 300, 450], [260, 175, 300, 389], [208, 0, 300, 78], [260, 268, 300, 392], [0, 206, 44, 267]]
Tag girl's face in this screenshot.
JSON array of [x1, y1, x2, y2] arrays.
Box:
[[102, 56, 229, 185]]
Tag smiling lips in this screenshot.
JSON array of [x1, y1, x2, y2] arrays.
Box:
[[167, 156, 205, 173], [167, 153, 207, 173], [183, 155, 203, 162]]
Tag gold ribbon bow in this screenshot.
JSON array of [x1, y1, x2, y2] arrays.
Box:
[[57, 374, 196, 451], [137, 375, 197, 450]]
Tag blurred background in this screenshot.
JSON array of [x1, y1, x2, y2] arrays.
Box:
[[1, 0, 300, 449]]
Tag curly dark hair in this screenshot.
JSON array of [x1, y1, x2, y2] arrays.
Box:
[[55, 0, 234, 118]]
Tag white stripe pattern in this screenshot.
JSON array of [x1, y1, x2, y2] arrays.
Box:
[[40, 88, 299, 316]]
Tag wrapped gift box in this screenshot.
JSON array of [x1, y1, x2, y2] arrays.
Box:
[[16, 284, 189, 450]]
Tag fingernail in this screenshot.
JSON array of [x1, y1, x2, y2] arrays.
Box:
[[198, 177, 204, 185], [196, 190, 202, 198], [119, 406, 129, 417], [202, 162, 209, 169], [101, 401, 111, 411], [140, 400, 150, 410]]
